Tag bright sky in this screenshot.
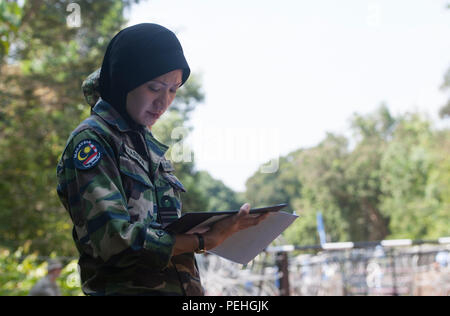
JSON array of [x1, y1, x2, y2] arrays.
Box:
[[127, 0, 450, 192]]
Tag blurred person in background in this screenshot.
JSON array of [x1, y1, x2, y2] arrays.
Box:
[[29, 259, 63, 296]]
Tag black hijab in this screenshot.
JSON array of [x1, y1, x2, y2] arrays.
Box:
[[98, 23, 190, 128]]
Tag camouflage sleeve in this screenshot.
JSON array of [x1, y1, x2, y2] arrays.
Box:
[[81, 68, 101, 107], [59, 129, 176, 270]]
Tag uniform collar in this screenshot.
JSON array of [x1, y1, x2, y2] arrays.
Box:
[[143, 128, 169, 158], [143, 128, 170, 175], [92, 99, 170, 172], [92, 99, 132, 132]]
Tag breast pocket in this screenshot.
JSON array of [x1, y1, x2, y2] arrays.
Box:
[[119, 153, 155, 223], [155, 169, 186, 228]]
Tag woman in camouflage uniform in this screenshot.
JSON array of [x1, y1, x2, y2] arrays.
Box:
[[57, 23, 267, 296]]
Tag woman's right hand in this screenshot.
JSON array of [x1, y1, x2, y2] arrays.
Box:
[[203, 203, 269, 250]]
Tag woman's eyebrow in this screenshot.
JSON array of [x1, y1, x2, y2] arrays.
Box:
[[151, 80, 182, 87]]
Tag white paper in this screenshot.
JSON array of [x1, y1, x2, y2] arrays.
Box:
[[206, 211, 298, 265]]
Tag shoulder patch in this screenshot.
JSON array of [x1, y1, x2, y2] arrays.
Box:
[[73, 139, 103, 170]]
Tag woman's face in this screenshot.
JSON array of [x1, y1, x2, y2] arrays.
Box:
[[126, 69, 183, 127]]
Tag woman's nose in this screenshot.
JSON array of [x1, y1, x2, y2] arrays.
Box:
[[154, 91, 170, 111]]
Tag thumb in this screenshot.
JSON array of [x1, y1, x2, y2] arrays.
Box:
[[237, 203, 251, 218]]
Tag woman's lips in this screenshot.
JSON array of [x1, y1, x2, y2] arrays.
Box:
[[147, 111, 161, 118]]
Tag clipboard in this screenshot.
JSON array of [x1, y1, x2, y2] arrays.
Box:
[[164, 203, 288, 234]]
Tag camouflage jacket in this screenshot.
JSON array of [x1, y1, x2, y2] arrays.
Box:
[[57, 83, 203, 296]]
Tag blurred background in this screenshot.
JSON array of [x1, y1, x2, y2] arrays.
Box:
[[0, 0, 449, 296]]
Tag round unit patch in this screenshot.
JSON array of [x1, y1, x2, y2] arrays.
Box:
[[73, 139, 103, 170]]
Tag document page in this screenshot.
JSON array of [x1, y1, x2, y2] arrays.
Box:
[[205, 211, 298, 265]]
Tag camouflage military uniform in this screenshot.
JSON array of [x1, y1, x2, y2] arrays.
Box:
[[56, 72, 203, 296]]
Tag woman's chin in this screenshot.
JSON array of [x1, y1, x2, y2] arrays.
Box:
[[135, 114, 157, 127], [143, 118, 157, 127]]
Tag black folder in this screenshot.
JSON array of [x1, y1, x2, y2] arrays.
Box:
[[164, 203, 288, 234]]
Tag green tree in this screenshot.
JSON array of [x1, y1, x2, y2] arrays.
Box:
[[0, 245, 82, 296], [247, 133, 350, 246], [245, 154, 302, 211], [292, 133, 351, 245], [0, 0, 232, 256], [342, 105, 394, 240], [0, 0, 22, 63], [380, 115, 450, 239], [197, 170, 244, 212], [439, 3, 450, 118], [440, 67, 450, 119], [0, 0, 141, 256], [259, 106, 449, 246], [426, 129, 450, 237]]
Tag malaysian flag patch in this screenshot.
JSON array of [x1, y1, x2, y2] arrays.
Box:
[[73, 139, 103, 170]]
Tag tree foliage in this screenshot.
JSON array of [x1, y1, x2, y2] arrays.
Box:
[[380, 116, 450, 239], [0, 0, 232, 257], [0, 245, 82, 296], [1, 0, 449, 274], [439, 5, 450, 118], [0, 0, 22, 62], [247, 106, 450, 246], [440, 67, 450, 119]]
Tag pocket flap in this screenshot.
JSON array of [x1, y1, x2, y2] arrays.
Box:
[[160, 159, 175, 172], [119, 155, 153, 188], [161, 172, 186, 192]]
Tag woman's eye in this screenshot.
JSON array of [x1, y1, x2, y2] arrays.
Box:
[[148, 84, 177, 94]]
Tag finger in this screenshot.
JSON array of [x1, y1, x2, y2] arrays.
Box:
[[240, 216, 264, 228], [240, 203, 251, 212], [258, 213, 270, 222], [247, 212, 269, 221], [237, 203, 251, 219], [249, 213, 270, 226], [237, 212, 267, 226]]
